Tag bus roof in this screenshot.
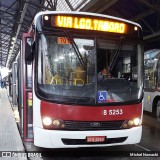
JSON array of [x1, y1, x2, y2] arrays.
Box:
[[34, 11, 142, 29]]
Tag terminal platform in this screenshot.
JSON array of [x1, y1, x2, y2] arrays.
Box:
[[0, 88, 27, 160]]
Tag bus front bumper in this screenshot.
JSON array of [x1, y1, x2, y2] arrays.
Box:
[[33, 126, 142, 148]]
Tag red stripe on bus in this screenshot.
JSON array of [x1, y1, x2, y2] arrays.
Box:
[[40, 101, 142, 121]]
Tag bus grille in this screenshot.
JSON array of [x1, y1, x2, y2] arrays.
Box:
[[64, 120, 124, 131]]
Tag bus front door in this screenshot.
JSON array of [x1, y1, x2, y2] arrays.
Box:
[[19, 33, 33, 142]]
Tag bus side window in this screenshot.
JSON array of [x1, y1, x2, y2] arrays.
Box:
[[157, 59, 160, 89], [144, 58, 157, 90]]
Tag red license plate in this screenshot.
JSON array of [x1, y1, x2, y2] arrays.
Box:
[[86, 136, 105, 142]]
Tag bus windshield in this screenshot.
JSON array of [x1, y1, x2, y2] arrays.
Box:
[[36, 32, 143, 105]]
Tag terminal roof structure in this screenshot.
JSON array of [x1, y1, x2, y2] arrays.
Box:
[[0, 0, 160, 69]]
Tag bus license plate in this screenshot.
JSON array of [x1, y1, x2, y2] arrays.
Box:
[[86, 136, 105, 142]]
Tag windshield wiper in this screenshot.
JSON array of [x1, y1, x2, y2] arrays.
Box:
[[63, 31, 86, 70], [110, 37, 125, 72]]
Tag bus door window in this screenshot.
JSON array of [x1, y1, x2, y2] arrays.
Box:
[[26, 63, 32, 88], [25, 37, 33, 139]]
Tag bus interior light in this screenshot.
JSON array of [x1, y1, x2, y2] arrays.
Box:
[[54, 58, 59, 62], [42, 117, 52, 126], [154, 58, 158, 61], [59, 56, 65, 60], [69, 52, 74, 56]]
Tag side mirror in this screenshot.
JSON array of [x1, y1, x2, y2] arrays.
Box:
[[25, 40, 35, 61]]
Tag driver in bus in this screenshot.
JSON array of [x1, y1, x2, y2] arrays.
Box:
[[98, 66, 111, 80]]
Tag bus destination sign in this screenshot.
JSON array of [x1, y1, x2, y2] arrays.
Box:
[[51, 15, 128, 34]]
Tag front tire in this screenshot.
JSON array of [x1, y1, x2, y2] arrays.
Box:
[[156, 101, 160, 122]]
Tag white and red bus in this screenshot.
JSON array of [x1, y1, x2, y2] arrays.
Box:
[[19, 11, 144, 148], [144, 49, 160, 122]]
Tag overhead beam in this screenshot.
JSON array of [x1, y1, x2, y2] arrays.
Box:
[[80, 0, 100, 11], [65, 0, 74, 11], [142, 19, 155, 33], [129, 4, 160, 41], [0, 1, 17, 17], [143, 31, 160, 40], [75, 0, 89, 11], [25, 1, 54, 11], [132, 10, 152, 22], [6, 0, 30, 67], [45, 0, 55, 9], [53, 0, 58, 10], [9, 0, 47, 68], [0, 31, 12, 36], [96, 0, 119, 13], [0, 9, 15, 17], [138, 0, 160, 13]]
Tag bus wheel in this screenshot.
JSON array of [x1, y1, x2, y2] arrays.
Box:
[[156, 101, 160, 122]]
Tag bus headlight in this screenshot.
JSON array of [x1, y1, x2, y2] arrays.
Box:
[[133, 118, 141, 126], [53, 119, 61, 127], [42, 117, 52, 126], [42, 117, 66, 129], [122, 117, 141, 129], [128, 120, 134, 126], [52, 119, 66, 128]]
